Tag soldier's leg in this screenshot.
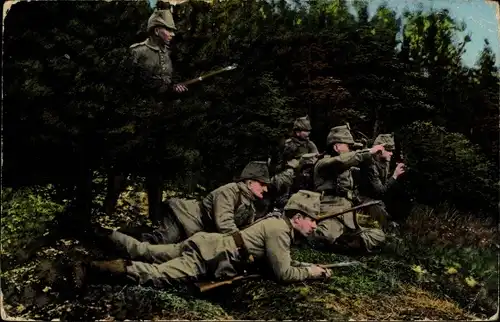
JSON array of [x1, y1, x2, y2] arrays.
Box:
[[141, 203, 187, 245], [310, 217, 345, 246], [125, 248, 207, 288], [108, 230, 184, 263], [366, 202, 391, 229], [356, 228, 386, 252], [335, 228, 386, 253]]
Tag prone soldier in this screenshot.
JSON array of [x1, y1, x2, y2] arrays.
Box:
[[79, 190, 333, 288], [109, 159, 307, 248]]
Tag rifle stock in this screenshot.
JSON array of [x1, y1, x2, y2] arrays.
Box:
[[196, 274, 260, 292], [195, 261, 363, 292], [317, 200, 382, 221]]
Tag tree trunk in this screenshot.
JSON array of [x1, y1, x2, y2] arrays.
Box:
[[145, 174, 163, 223], [103, 169, 128, 216], [74, 165, 94, 219]]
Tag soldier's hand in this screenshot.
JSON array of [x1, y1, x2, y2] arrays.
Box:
[[369, 144, 385, 154], [308, 265, 330, 279], [173, 84, 188, 93], [393, 163, 406, 179]]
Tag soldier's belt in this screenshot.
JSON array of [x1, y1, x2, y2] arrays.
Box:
[[231, 231, 254, 263]]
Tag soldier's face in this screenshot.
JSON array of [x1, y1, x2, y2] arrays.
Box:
[[248, 180, 268, 199], [381, 150, 393, 161], [293, 215, 317, 236], [297, 131, 310, 139], [155, 27, 175, 44], [334, 143, 350, 154]]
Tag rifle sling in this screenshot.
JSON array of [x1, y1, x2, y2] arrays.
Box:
[[231, 231, 252, 263]]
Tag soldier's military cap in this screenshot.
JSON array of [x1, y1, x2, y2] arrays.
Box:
[[293, 116, 312, 131], [147, 8, 176, 31], [234, 161, 271, 185], [326, 124, 359, 146], [373, 133, 395, 151], [284, 190, 321, 220]]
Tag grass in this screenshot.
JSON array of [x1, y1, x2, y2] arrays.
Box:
[[1, 185, 498, 320]]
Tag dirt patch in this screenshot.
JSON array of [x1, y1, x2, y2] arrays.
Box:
[[322, 284, 476, 320]]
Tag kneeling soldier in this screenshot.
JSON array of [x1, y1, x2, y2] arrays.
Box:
[[311, 124, 386, 253], [80, 190, 332, 288]]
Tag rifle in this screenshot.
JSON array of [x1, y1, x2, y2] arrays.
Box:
[[195, 261, 363, 292], [177, 64, 238, 86], [317, 200, 382, 221]]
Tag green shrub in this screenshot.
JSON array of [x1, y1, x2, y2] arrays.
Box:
[[399, 121, 498, 214], [1, 186, 65, 257]]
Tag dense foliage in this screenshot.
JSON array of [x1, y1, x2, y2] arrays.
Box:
[[3, 1, 498, 211]]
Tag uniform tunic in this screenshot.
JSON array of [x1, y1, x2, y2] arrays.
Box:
[[130, 38, 173, 93], [357, 159, 397, 227], [282, 137, 318, 162], [311, 150, 386, 250]]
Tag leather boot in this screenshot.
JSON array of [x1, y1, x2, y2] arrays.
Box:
[[85, 259, 137, 286]]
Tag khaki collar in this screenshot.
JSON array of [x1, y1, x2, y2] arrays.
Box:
[[145, 37, 169, 53], [236, 181, 256, 202], [283, 216, 295, 242]]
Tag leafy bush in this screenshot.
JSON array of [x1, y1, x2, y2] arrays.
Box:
[[1, 186, 65, 257], [399, 121, 498, 214]]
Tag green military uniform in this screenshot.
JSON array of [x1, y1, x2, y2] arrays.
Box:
[[129, 9, 177, 93], [275, 116, 319, 209], [311, 125, 386, 252], [282, 116, 319, 162], [357, 134, 398, 228], [87, 190, 325, 287], [142, 161, 297, 244]]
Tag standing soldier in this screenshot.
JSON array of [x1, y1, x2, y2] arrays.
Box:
[[103, 6, 188, 222], [357, 133, 406, 229], [310, 124, 386, 253]]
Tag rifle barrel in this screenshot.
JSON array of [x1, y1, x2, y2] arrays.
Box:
[[318, 200, 382, 220]]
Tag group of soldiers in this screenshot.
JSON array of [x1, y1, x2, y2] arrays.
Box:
[[71, 7, 407, 290]]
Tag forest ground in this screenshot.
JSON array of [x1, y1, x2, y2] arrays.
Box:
[[1, 183, 498, 321]]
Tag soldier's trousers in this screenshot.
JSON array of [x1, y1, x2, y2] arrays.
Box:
[[357, 196, 391, 229], [312, 197, 386, 252], [109, 230, 241, 288], [141, 204, 187, 245], [313, 217, 385, 252]]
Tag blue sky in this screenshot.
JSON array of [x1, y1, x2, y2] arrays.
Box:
[[148, 0, 499, 67]]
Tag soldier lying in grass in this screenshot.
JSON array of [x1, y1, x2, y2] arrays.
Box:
[[76, 190, 332, 288]]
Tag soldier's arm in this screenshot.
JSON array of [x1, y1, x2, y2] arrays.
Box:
[[269, 168, 295, 195], [265, 227, 312, 282], [367, 165, 397, 199], [212, 190, 240, 234], [316, 149, 372, 175], [308, 141, 319, 154], [282, 140, 297, 162], [290, 260, 313, 267]]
